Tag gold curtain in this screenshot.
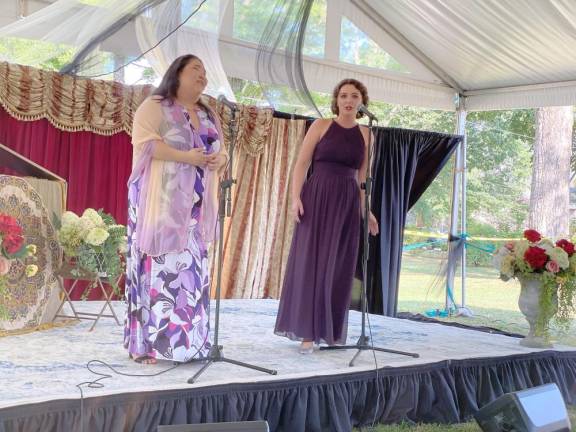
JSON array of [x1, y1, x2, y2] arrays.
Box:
[[0, 62, 275, 144], [214, 118, 306, 299], [21, 177, 67, 219], [207, 101, 274, 157], [0, 62, 153, 135]]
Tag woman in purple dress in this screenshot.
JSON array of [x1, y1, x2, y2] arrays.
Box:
[[124, 55, 228, 364], [275, 79, 379, 354]]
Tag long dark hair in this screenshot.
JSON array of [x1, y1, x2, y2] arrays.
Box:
[[152, 54, 211, 116]]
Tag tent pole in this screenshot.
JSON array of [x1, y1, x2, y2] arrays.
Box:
[[447, 122, 461, 311], [457, 100, 469, 313], [446, 95, 470, 314]]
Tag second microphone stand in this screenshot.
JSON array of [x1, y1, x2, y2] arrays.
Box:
[[187, 102, 278, 383], [320, 115, 419, 366]]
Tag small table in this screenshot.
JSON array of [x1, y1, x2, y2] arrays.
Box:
[[52, 261, 122, 331]]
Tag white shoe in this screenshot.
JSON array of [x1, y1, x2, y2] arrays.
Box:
[[299, 343, 314, 354]]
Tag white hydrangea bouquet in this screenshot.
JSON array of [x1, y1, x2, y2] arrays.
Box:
[[56, 209, 127, 293]]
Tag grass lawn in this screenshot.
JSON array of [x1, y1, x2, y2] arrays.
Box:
[[397, 255, 576, 346], [353, 254, 576, 431], [359, 406, 576, 432]]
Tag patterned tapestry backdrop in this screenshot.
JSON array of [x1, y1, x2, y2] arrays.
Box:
[[0, 62, 289, 300]]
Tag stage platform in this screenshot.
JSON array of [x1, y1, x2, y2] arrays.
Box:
[[1, 299, 575, 431]]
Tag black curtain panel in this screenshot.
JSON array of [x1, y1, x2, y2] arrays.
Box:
[[354, 127, 462, 316]]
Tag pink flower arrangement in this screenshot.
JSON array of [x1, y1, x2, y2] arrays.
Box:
[[492, 229, 576, 280]]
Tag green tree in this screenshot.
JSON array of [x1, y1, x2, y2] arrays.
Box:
[[0, 37, 75, 71], [465, 110, 534, 235], [233, 0, 326, 58], [340, 17, 407, 72]]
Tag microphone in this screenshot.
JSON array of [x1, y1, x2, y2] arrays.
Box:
[[358, 104, 378, 121], [218, 94, 238, 110]]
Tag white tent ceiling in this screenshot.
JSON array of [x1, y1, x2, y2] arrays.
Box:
[[1, 0, 576, 111], [356, 0, 576, 111]]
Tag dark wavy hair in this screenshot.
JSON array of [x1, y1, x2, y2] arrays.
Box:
[[152, 54, 211, 115], [330, 78, 369, 119]]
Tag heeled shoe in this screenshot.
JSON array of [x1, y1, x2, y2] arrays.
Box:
[[299, 343, 314, 355]]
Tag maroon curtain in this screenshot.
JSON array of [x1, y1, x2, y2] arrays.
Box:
[[0, 106, 132, 223], [0, 105, 132, 299]]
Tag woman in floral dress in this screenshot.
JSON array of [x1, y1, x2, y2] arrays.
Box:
[[124, 55, 228, 364]]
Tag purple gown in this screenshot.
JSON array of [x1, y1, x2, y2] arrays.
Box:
[[275, 120, 365, 345]]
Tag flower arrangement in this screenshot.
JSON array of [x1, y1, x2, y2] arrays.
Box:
[[0, 214, 37, 319], [493, 229, 576, 337], [56, 209, 126, 294]]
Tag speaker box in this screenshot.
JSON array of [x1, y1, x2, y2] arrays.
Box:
[[474, 383, 572, 432]]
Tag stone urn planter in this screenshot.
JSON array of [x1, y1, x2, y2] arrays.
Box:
[[517, 277, 557, 348]]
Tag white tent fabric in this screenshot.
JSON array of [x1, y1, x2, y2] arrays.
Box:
[[0, 0, 141, 68], [134, 0, 235, 101], [359, 0, 576, 110], [1, 0, 576, 111]]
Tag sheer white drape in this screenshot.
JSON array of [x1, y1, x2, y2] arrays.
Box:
[[0, 0, 235, 99]]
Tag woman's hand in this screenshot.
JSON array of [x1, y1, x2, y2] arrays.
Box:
[[206, 153, 228, 171], [291, 198, 304, 223], [186, 148, 211, 167], [360, 206, 379, 236], [368, 211, 379, 236]]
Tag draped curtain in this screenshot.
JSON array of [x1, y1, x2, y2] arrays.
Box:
[[0, 105, 133, 226], [218, 118, 305, 299], [354, 127, 462, 316]]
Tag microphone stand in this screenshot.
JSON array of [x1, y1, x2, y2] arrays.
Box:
[[320, 114, 419, 366], [187, 101, 278, 383]]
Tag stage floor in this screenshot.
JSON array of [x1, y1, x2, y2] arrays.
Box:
[[1, 299, 574, 409]]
